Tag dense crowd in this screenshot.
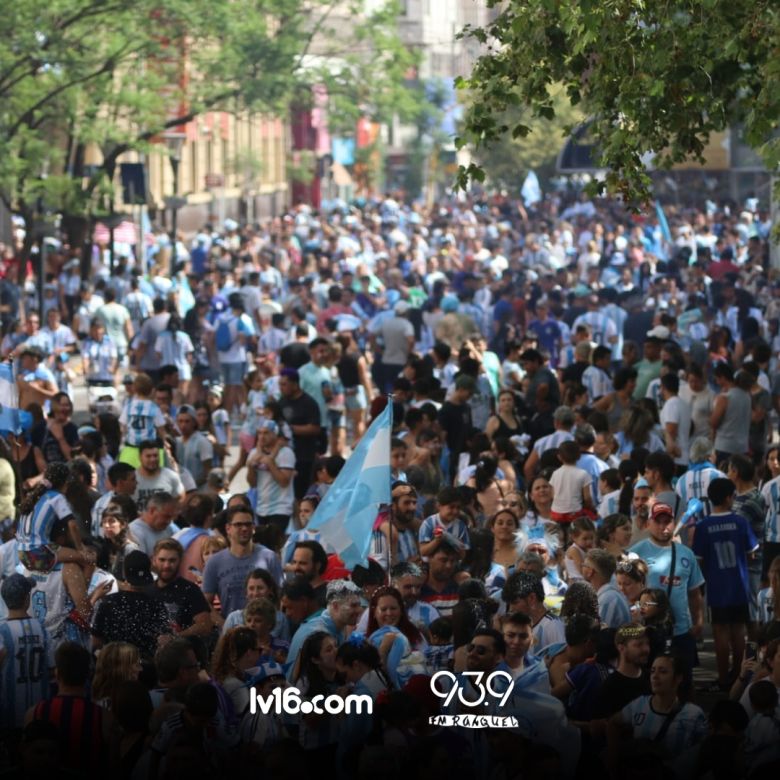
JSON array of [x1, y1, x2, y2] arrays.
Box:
[[0, 191, 779, 779]]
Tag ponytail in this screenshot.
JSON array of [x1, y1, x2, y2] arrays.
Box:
[[617, 459, 639, 516]]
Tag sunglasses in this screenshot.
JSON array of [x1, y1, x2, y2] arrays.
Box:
[[616, 560, 638, 574], [466, 644, 491, 655], [640, 601, 658, 608]]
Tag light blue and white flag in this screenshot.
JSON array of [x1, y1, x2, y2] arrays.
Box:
[[655, 199, 672, 243], [0, 362, 21, 434], [307, 402, 392, 569], [521, 170, 542, 207]]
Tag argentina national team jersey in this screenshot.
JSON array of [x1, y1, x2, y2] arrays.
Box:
[[17, 491, 73, 551], [622, 696, 707, 756], [582, 365, 613, 402], [676, 466, 726, 518], [120, 399, 165, 446], [598, 489, 621, 520], [534, 430, 574, 457], [0, 617, 50, 728], [760, 475, 780, 543]]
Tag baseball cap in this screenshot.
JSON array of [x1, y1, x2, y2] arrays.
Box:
[[258, 418, 280, 435], [1, 574, 36, 610], [646, 325, 670, 340], [394, 300, 411, 315], [651, 502, 674, 521], [122, 374, 135, 385], [124, 550, 154, 586]]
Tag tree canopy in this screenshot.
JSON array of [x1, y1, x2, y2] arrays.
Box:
[[0, 0, 415, 238], [454, 0, 779, 202]]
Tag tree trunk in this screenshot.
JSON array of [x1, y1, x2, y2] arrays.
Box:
[[61, 214, 91, 279]]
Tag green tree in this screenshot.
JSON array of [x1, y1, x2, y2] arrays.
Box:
[[467, 85, 584, 192], [0, 0, 415, 276], [454, 0, 779, 203]]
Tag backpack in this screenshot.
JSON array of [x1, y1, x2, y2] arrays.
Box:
[[215, 316, 236, 351]]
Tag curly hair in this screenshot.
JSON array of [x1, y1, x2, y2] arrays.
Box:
[[560, 580, 600, 622], [210, 627, 257, 682], [19, 461, 72, 515], [92, 642, 140, 702]]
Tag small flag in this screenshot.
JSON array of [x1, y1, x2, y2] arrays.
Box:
[[521, 170, 541, 207], [307, 402, 393, 569]]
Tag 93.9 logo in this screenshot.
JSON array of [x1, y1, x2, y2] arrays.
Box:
[[430, 670, 514, 709]]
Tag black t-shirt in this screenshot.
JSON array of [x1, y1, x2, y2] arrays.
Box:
[[92, 590, 172, 660], [31, 420, 79, 463], [593, 669, 651, 718], [149, 577, 209, 632], [279, 342, 311, 369], [561, 360, 589, 387], [438, 400, 472, 456], [280, 391, 321, 461]]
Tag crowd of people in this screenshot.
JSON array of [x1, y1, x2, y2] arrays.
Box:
[[0, 190, 779, 778]]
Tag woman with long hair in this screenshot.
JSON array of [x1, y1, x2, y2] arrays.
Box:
[[485, 389, 523, 442], [490, 508, 521, 571], [366, 586, 426, 688], [211, 626, 261, 714], [99, 505, 140, 581], [492, 436, 519, 487], [615, 406, 664, 458], [609, 654, 707, 762], [92, 642, 142, 708], [463, 528, 507, 598], [757, 556, 780, 634], [761, 445, 780, 487], [291, 631, 343, 760], [598, 513, 633, 558], [336, 330, 373, 446], [335, 635, 392, 699], [154, 312, 194, 402], [96, 412, 122, 460], [466, 455, 507, 523], [524, 472, 555, 528]]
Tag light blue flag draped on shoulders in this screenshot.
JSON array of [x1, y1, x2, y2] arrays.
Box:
[[307, 402, 392, 569]]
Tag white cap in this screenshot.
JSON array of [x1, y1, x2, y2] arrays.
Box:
[[394, 300, 411, 315], [646, 325, 671, 340]]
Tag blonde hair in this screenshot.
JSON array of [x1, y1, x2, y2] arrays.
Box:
[[201, 535, 227, 562], [92, 642, 140, 702]]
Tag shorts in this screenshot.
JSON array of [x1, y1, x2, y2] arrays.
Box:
[[240, 431, 256, 453], [221, 361, 247, 386], [344, 385, 367, 411], [711, 604, 750, 625], [328, 409, 345, 429], [18, 545, 58, 574], [550, 509, 597, 524]]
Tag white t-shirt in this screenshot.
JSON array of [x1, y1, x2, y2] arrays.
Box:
[[251, 445, 296, 517], [549, 464, 591, 513], [659, 395, 691, 466]]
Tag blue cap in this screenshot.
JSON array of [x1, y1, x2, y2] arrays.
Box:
[[1, 574, 36, 609]]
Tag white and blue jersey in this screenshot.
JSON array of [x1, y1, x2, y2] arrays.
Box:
[[692, 512, 758, 608], [17, 491, 73, 551], [282, 529, 324, 566], [572, 311, 617, 347], [369, 526, 419, 570], [676, 465, 726, 520], [597, 582, 632, 628], [120, 399, 165, 446], [83, 335, 117, 381], [598, 489, 621, 520], [621, 696, 707, 756], [0, 617, 50, 728], [629, 539, 705, 636], [419, 513, 470, 552], [760, 476, 780, 543], [533, 612, 566, 653], [582, 365, 613, 402], [577, 453, 609, 504], [533, 430, 574, 457]]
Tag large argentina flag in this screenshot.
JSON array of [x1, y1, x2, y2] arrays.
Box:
[[307, 401, 392, 570], [0, 362, 21, 434]]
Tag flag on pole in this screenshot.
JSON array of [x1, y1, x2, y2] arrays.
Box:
[[0, 362, 21, 434], [521, 170, 542, 207], [307, 402, 393, 570], [655, 199, 672, 243]]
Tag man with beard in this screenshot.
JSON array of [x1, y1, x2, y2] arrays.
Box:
[[420, 539, 461, 617], [289, 541, 328, 608], [593, 624, 651, 718], [370, 482, 421, 569], [133, 440, 184, 513], [150, 539, 212, 637]]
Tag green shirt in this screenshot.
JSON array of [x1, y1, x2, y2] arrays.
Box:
[[633, 359, 662, 400]]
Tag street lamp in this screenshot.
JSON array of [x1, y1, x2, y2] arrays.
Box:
[[164, 134, 185, 277]]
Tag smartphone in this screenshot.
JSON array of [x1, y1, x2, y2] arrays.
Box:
[[746, 641, 758, 661]]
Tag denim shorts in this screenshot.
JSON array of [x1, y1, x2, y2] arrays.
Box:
[[220, 361, 247, 386], [344, 385, 367, 411]]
